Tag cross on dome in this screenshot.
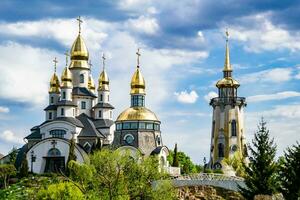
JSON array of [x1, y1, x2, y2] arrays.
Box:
[[136, 48, 141, 67], [64, 51, 69, 66], [76, 16, 83, 34], [88, 60, 93, 70], [102, 53, 106, 70], [53, 57, 58, 73]]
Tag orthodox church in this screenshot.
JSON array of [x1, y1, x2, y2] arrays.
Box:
[[19, 17, 172, 174], [208, 31, 247, 170]]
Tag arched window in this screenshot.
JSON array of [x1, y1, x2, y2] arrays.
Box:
[[50, 129, 66, 138], [80, 74, 84, 83], [47, 148, 61, 157], [48, 112, 52, 120], [99, 110, 102, 118], [100, 94, 103, 101], [50, 96, 54, 104], [231, 120, 237, 137], [61, 108, 64, 116], [62, 91, 66, 99], [218, 143, 224, 158]]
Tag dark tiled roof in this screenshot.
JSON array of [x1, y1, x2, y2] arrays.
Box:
[[93, 102, 115, 109], [57, 100, 77, 107], [151, 146, 163, 155], [44, 105, 57, 111], [73, 87, 97, 98], [40, 117, 84, 127], [25, 128, 42, 139], [77, 114, 105, 138], [93, 119, 114, 128]]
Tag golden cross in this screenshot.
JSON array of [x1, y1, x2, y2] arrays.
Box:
[[102, 53, 106, 70], [64, 51, 69, 66], [225, 29, 229, 41], [53, 57, 58, 72], [77, 16, 83, 34], [136, 48, 141, 67]]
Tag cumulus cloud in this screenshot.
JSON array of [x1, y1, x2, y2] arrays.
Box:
[[174, 90, 199, 104], [204, 91, 218, 102], [125, 15, 160, 35], [248, 91, 300, 103], [0, 130, 24, 144], [0, 106, 9, 113]]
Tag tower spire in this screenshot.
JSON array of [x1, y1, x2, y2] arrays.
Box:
[[136, 48, 141, 68], [224, 29, 232, 73], [102, 53, 106, 71], [53, 57, 58, 73], [76, 16, 83, 34]]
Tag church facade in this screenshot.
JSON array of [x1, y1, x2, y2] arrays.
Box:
[[21, 18, 173, 174], [208, 32, 247, 170]]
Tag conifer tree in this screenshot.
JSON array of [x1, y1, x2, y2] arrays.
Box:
[[19, 152, 29, 178], [66, 137, 77, 176], [239, 118, 279, 199], [95, 138, 102, 150], [279, 142, 300, 200], [172, 143, 179, 167]]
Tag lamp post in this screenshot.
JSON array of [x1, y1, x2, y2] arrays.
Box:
[[203, 157, 206, 173], [30, 150, 36, 173]]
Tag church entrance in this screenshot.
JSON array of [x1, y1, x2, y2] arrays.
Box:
[[43, 147, 65, 173]]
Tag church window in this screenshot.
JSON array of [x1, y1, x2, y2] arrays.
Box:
[[146, 123, 154, 130], [231, 120, 237, 137], [80, 74, 84, 83], [231, 145, 238, 152], [212, 121, 215, 138], [139, 122, 146, 129], [218, 143, 224, 158], [83, 142, 91, 152], [124, 134, 134, 145], [156, 135, 161, 145], [116, 123, 122, 130], [50, 96, 54, 104], [47, 148, 61, 157], [131, 95, 145, 107], [81, 101, 86, 109], [99, 110, 102, 118], [62, 91, 66, 99], [110, 111, 112, 119], [49, 112, 52, 120], [61, 108, 64, 116], [154, 124, 160, 131], [108, 95, 109, 102], [50, 129, 66, 138], [100, 94, 103, 101], [130, 122, 138, 129], [73, 109, 75, 116], [123, 122, 130, 129]]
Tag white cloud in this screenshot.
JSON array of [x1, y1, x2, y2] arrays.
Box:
[[204, 91, 218, 102], [248, 91, 300, 102], [239, 68, 293, 84], [125, 15, 159, 35], [174, 90, 199, 104], [0, 106, 9, 113], [0, 130, 24, 144]]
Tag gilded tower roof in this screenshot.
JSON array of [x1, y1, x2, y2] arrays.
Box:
[[88, 75, 96, 92], [49, 73, 60, 93], [130, 67, 146, 95], [116, 107, 159, 121], [61, 67, 73, 88], [98, 53, 109, 91]]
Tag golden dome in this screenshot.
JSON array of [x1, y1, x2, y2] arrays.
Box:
[[61, 67, 72, 88], [49, 73, 60, 93], [216, 77, 240, 88], [98, 70, 109, 91], [130, 67, 145, 95], [69, 35, 89, 69], [88, 75, 96, 92], [116, 107, 159, 121]]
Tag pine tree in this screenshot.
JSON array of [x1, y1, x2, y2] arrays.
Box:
[[66, 137, 77, 176], [172, 143, 179, 167], [279, 142, 300, 200], [239, 118, 279, 199], [95, 138, 102, 150], [19, 152, 29, 178]]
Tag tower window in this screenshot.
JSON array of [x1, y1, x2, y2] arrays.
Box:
[[50, 129, 66, 138], [61, 108, 64, 116], [231, 120, 237, 137], [99, 110, 102, 118], [212, 121, 215, 138], [49, 112, 52, 120], [80, 74, 84, 83], [218, 143, 224, 158], [131, 95, 145, 107], [73, 109, 75, 116], [108, 95, 109, 102], [50, 96, 54, 104], [81, 101, 86, 109], [110, 111, 112, 118], [62, 91, 66, 99], [100, 94, 103, 101]]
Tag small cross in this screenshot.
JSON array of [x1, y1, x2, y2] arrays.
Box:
[[76, 16, 83, 34], [136, 48, 141, 67], [64, 51, 70, 66], [102, 53, 106, 70], [53, 57, 58, 72], [225, 29, 229, 41], [51, 140, 57, 148], [88, 60, 93, 70]]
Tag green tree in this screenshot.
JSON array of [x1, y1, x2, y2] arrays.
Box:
[[66, 137, 77, 176], [239, 118, 279, 199], [222, 152, 245, 177], [37, 182, 84, 200], [172, 143, 179, 167], [0, 164, 16, 189], [9, 147, 18, 166], [19, 152, 29, 178], [279, 142, 300, 200], [168, 150, 200, 174]]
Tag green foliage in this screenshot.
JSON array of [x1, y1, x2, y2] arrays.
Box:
[[239, 118, 279, 199], [37, 182, 84, 200], [19, 153, 29, 178], [168, 150, 201, 174], [172, 143, 179, 167], [9, 147, 18, 166], [279, 142, 300, 200], [222, 152, 245, 177], [0, 164, 16, 189], [66, 138, 77, 176]]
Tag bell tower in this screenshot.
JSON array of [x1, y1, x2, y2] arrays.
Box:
[[208, 31, 247, 169]]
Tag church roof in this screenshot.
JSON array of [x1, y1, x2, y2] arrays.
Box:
[[93, 102, 115, 109], [56, 100, 77, 107], [76, 114, 105, 138], [25, 128, 42, 140], [73, 87, 97, 98], [93, 119, 114, 128], [44, 104, 58, 111], [40, 117, 84, 128]]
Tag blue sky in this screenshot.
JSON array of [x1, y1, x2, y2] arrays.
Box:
[[0, 0, 300, 164]]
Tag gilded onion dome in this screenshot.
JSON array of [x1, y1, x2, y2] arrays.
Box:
[[49, 73, 60, 93], [216, 77, 240, 88], [61, 67, 73, 88], [88, 75, 96, 92], [98, 70, 109, 91], [116, 107, 159, 121], [130, 67, 146, 95]]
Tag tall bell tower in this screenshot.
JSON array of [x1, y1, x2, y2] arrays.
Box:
[[208, 31, 247, 169]]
